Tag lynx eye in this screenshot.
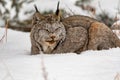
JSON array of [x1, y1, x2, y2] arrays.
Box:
[[55, 27, 61, 31], [45, 29, 49, 32], [39, 29, 49, 33], [41, 29, 49, 32]]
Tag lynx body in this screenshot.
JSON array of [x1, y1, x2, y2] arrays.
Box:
[[53, 15, 120, 53], [30, 3, 120, 54]]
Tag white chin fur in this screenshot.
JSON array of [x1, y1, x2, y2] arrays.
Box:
[[42, 42, 57, 53]]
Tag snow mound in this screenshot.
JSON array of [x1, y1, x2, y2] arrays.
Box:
[[0, 28, 120, 80], [111, 20, 120, 30]]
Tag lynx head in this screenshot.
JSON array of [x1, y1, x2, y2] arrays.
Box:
[[31, 2, 66, 53]]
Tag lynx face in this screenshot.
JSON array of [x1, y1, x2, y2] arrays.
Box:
[[31, 14, 66, 54], [31, 2, 66, 54]]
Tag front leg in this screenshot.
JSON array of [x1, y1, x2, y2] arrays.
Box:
[[31, 45, 40, 55]]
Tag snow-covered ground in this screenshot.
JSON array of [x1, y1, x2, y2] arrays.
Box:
[[0, 28, 120, 80]]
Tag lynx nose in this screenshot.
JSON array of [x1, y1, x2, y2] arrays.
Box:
[[50, 35, 56, 40]]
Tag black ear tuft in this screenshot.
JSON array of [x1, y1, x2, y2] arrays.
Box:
[[55, 1, 60, 16], [34, 5, 39, 12]]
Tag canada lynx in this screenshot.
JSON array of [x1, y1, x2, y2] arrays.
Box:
[[30, 2, 120, 54]]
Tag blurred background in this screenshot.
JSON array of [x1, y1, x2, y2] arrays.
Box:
[[0, 0, 120, 32]]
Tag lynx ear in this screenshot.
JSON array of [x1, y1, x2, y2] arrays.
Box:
[[55, 1, 61, 21], [32, 5, 44, 25], [55, 1, 60, 16], [34, 5, 39, 13]]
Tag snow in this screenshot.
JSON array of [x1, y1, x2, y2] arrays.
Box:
[[111, 20, 120, 37], [1, 0, 120, 80], [0, 28, 120, 80], [92, 0, 120, 15], [113, 30, 120, 38]]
